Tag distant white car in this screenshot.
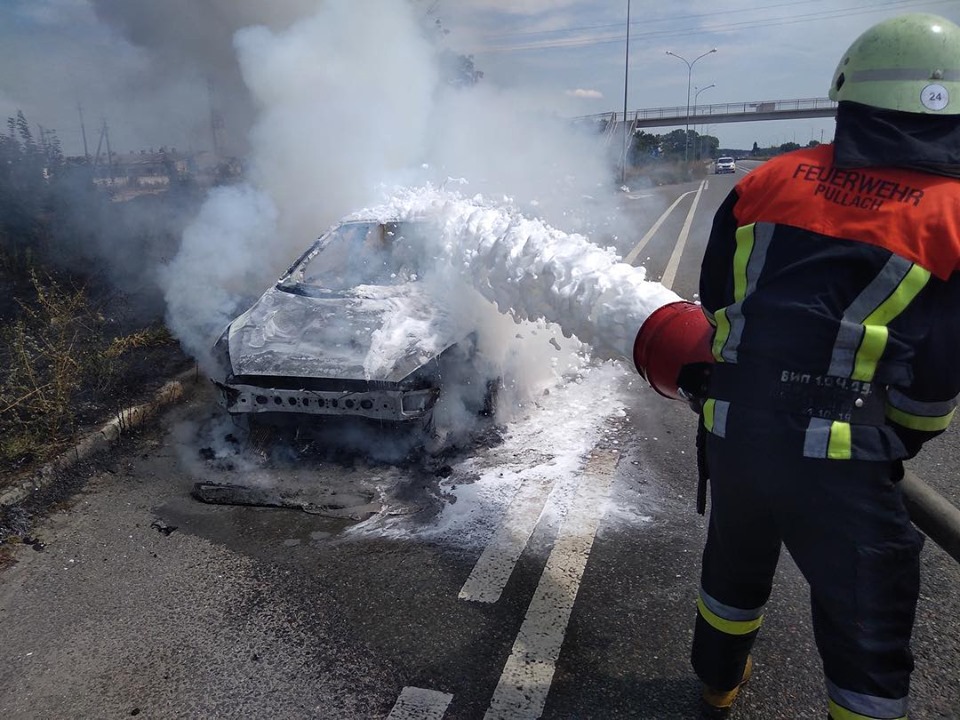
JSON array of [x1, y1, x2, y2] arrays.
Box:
[[715, 157, 736, 174]]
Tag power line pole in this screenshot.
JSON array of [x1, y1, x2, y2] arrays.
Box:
[[103, 120, 114, 180], [77, 103, 89, 161], [94, 119, 114, 180], [208, 79, 224, 159], [620, 0, 632, 186]]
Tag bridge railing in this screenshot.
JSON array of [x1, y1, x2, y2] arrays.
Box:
[[574, 97, 838, 126]]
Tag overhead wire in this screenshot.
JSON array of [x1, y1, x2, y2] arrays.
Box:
[[483, 0, 835, 41], [475, 0, 955, 53]]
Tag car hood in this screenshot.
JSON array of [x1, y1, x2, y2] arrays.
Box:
[[227, 283, 463, 383]]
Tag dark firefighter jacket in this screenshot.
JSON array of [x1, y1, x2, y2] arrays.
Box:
[[699, 141, 960, 461]]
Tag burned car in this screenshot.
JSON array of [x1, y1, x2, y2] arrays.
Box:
[[211, 217, 493, 439]]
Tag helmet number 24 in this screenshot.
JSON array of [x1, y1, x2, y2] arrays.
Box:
[[922, 84, 950, 111]]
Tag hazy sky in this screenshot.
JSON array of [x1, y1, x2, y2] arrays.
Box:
[[443, 0, 960, 148], [1, 0, 957, 156]]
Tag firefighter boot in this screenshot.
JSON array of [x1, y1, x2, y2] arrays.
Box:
[[699, 655, 753, 719]]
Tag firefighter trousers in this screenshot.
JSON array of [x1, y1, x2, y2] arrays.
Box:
[[691, 429, 924, 719]]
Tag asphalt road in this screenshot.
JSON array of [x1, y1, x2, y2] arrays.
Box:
[[1, 165, 958, 720]]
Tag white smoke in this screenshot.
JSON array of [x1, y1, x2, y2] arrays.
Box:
[[160, 184, 278, 369], [425, 82, 621, 232], [162, 0, 437, 363], [161, 0, 657, 444], [234, 4, 439, 239]]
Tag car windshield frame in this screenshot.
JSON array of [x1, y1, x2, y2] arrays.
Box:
[[277, 220, 421, 296]]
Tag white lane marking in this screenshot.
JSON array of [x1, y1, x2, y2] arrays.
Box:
[[387, 687, 453, 720], [660, 179, 706, 290], [622, 189, 696, 266], [459, 476, 556, 603], [483, 448, 620, 720]]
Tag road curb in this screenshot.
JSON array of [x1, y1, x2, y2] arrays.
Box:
[[0, 366, 203, 509]]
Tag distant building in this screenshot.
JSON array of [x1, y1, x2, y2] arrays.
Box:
[[83, 148, 242, 200]]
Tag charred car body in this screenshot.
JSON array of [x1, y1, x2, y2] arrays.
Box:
[[211, 218, 491, 436]]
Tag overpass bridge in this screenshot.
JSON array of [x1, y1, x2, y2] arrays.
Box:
[[576, 96, 838, 141]]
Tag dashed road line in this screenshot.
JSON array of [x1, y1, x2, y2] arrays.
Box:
[[459, 475, 556, 603], [386, 687, 453, 720], [482, 448, 620, 720], [623, 189, 696, 266], [660, 178, 706, 289]]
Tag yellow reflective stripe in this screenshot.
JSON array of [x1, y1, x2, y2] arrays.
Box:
[[827, 421, 852, 460], [886, 405, 956, 432], [733, 224, 756, 302], [828, 698, 906, 720], [853, 325, 888, 381], [710, 224, 755, 362], [852, 265, 930, 381], [703, 399, 716, 432], [712, 309, 730, 361], [696, 597, 763, 636]]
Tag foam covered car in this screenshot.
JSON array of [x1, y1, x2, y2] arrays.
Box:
[[210, 217, 492, 436]]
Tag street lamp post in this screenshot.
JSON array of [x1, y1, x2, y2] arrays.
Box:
[[701, 124, 712, 162], [621, 0, 632, 186], [665, 48, 717, 163], [693, 84, 715, 160]]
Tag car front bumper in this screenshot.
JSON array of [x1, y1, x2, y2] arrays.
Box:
[[213, 380, 440, 422]]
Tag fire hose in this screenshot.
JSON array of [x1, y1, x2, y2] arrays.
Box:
[[632, 300, 960, 565]]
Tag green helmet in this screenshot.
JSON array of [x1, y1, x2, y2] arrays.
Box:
[[829, 13, 960, 114]]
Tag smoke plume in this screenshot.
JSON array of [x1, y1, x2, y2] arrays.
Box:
[[153, 0, 648, 449], [163, 0, 625, 363]]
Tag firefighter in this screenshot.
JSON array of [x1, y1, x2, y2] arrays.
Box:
[[686, 13, 960, 720]]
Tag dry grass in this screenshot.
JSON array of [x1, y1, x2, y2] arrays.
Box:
[[0, 271, 178, 473], [1, 272, 102, 440]]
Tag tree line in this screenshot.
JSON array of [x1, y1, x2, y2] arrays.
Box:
[[626, 128, 822, 166]]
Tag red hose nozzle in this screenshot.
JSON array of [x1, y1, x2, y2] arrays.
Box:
[[632, 301, 714, 400]]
